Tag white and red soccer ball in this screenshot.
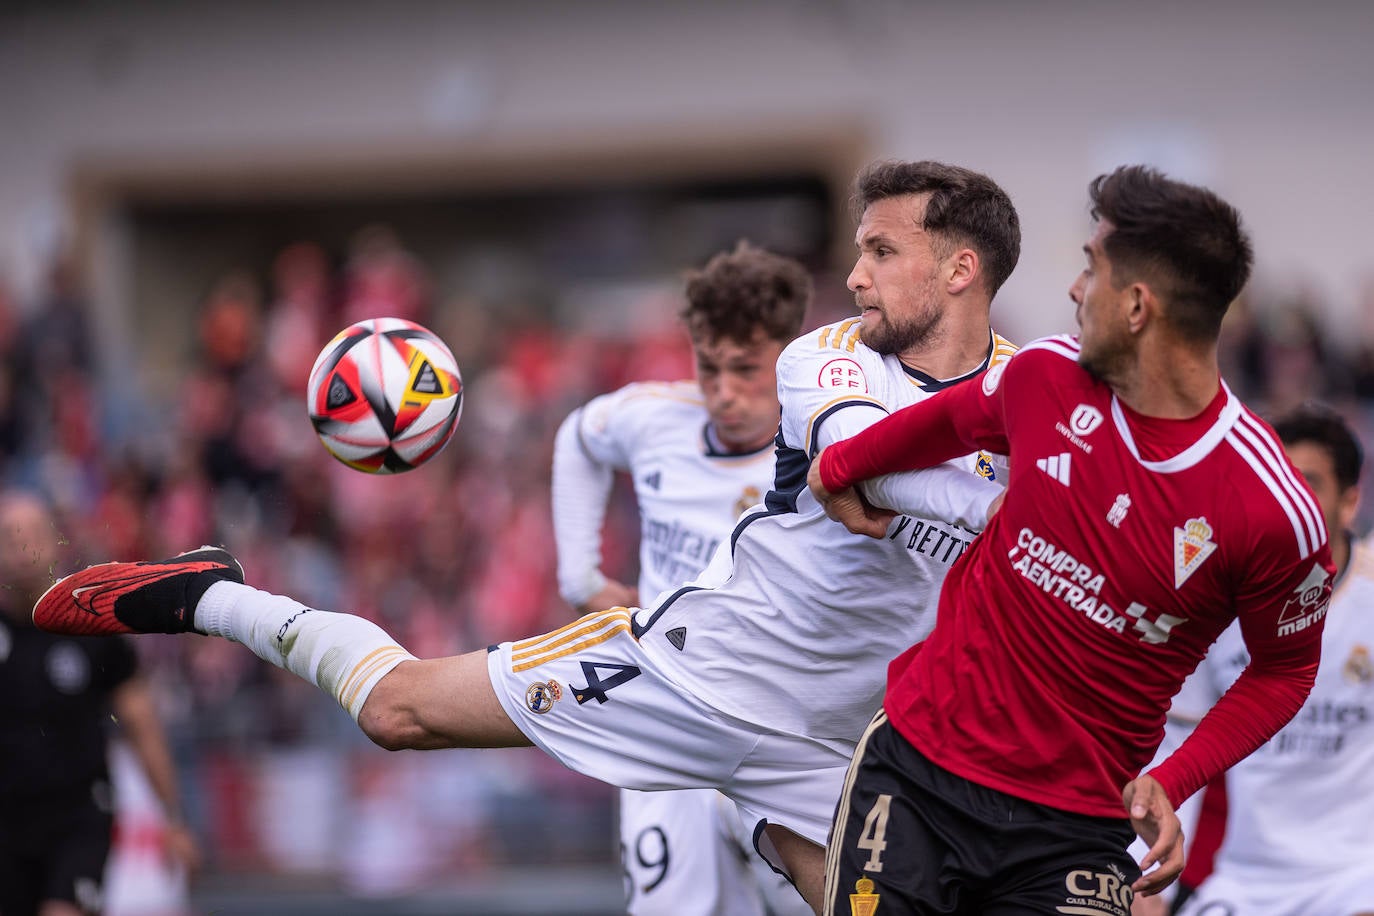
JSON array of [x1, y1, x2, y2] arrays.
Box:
[[306, 318, 463, 473]]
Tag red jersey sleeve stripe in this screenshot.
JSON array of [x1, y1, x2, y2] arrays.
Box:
[[1224, 426, 1324, 559], [1233, 413, 1327, 550]]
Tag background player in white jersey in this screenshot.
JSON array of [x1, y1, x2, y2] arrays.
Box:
[[1167, 405, 1374, 916], [552, 242, 812, 915], [33, 159, 1020, 910]]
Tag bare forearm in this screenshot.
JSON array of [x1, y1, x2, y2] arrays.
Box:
[[112, 680, 185, 822]]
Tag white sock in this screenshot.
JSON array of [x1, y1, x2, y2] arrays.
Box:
[[196, 580, 415, 721]]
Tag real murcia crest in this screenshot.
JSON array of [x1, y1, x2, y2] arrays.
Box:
[[849, 877, 881, 916], [1173, 516, 1217, 588]]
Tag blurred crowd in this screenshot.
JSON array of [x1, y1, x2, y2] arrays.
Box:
[[0, 230, 697, 892], [2, 228, 1373, 895]]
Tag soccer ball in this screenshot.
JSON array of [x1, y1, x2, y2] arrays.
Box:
[[306, 317, 463, 473]]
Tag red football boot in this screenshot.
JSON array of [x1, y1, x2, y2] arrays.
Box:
[[33, 546, 244, 636]]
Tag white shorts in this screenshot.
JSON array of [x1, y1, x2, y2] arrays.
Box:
[[618, 787, 764, 916], [617, 788, 813, 916], [1178, 865, 1374, 916], [486, 608, 852, 850]]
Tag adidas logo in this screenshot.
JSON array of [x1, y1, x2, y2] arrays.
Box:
[[642, 471, 662, 491], [413, 361, 440, 394], [1036, 452, 1072, 486]]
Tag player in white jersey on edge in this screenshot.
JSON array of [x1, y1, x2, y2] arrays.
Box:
[[552, 241, 812, 915], [1168, 405, 1374, 916], [32, 159, 1019, 911]]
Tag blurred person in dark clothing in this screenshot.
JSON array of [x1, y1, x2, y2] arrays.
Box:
[[0, 490, 199, 916]]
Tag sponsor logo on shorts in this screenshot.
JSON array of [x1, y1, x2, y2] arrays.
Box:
[[849, 876, 880, 916], [1057, 865, 1133, 915], [525, 679, 562, 714]]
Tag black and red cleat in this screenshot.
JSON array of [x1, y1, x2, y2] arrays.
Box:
[[33, 546, 244, 637]]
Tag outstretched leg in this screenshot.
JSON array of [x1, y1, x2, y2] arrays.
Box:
[[34, 549, 528, 751], [358, 651, 529, 750]]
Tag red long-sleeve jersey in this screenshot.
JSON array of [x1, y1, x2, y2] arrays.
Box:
[[821, 336, 1331, 816]]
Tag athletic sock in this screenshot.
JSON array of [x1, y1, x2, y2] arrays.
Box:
[[195, 580, 415, 721]]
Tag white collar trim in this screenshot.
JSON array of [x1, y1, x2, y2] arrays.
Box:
[[1110, 382, 1241, 473]]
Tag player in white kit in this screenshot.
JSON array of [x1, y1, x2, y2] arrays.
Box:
[[33, 160, 1020, 909], [551, 242, 812, 915], [1170, 405, 1374, 916]]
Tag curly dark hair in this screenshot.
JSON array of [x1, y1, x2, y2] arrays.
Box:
[[680, 241, 812, 345], [854, 160, 1021, 297], [1088, 165, 1253, 342], [1273, 402, 1364, 492]]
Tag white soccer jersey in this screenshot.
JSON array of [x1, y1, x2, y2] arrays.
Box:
[[555, 380, 775, 607], [551, 380, 805, 916], [1172, 534, 1374, 878], [634, 320, 1013, 747]]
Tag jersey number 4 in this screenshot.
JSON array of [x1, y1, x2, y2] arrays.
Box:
[[857, 794, 892, 872], [572, 661, 642, 705]]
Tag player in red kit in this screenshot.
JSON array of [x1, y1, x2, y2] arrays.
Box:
[[811, 166, 1332, 915]]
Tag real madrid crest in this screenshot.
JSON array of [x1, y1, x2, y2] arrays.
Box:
[[525, 679, 563, 714], [1174, 516, 1217, 589], [734, 485, 762, 518], [1344, 645, 1373, 685]]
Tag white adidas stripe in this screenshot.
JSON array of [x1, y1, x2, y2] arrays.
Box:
[[822, 710, 888, 916], [1225, 418, 1325, 558], [1021, 335, 1080, 361], [1234, 413, 1326, 546], [1235, 413, 1326, 549]]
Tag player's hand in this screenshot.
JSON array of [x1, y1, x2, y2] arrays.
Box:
[[162, 820, 203, 874], [807, 451, 894, 538], [1122, 774, 1184, 897], [1130, 894, 1171, 916], [987, 490, 1007, 522], [578, 579, 639, 613]]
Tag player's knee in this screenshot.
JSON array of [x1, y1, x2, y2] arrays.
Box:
[[356, 698, 405, 750], [355, 679, 435, 751]]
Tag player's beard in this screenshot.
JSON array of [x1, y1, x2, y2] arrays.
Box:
[[859, 286, 943, 356], [1077, 331, 1133, 385]]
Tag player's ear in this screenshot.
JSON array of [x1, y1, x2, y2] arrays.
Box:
[[1125, 282, 1153, 333], [1337, 484, 1360, 533], [946, 248, 979, 295]]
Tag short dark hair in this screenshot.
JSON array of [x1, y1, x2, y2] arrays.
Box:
[[1273, 403, 1364, 492], [680, 241, 812, 345], [853, 160, 1021, 297], [1088, 166, 1253, 342]]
